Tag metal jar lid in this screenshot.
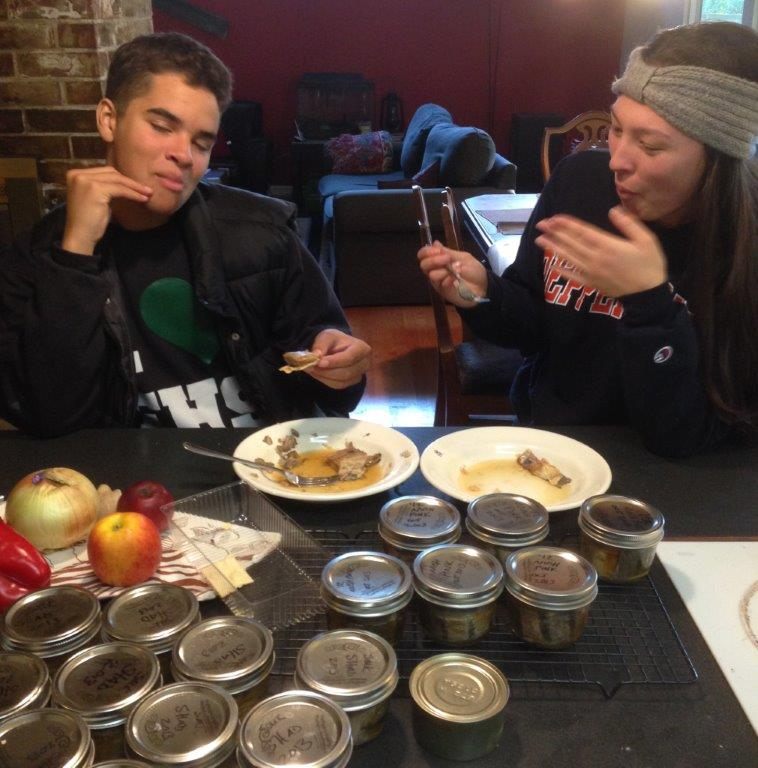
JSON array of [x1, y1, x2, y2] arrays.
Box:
[[238, 690, 352, 768], [0, 707, 94, 768], [378, 495, 461, 551], [321, 551, 413, 617], [294, 629, 398, 712], [92, 762, 152, 767], [0, 651, 51, 722], [125, 681, 238, 767], [1, 585, 102, 657], [171, 616, 274, 695], [410, 653, 509, 723], [413, 544, 504, 608], [52, 641, 162, 729], [579, 494, 665, 550], [504, 546, 598, 611], [466, 493, 549, 548], [102, 583, 200, 652]]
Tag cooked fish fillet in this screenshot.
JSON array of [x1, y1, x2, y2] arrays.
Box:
[[325, 442, 381, 481], [517, 449, 571, 487]]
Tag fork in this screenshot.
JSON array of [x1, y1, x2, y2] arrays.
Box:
[[182, 442, 341, 487], [412, 184, 489, 304]]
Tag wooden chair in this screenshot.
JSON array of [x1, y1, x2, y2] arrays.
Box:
[[414, 185, 522, 426], [0, 158, 44, 246], [540, 110, 611, 183]]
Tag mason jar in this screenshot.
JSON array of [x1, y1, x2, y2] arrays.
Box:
[[504, 546, 598, 649], [171, 616, 274, 720], [378, 496, 461, 565], [92, 762, 151, 768], [125, 682, 239, 768], [465, 494, 549, 565], [52, 641, 162, 762], [102, 583, 200, 682], [413, 544, 504, 645], [294, 629, 398, 746], [321, 551, 413, 645], [410, 653, 509, 761], [237, 690, 352, 768], [0, 651, 51, 723], [0, 585, 102, 676], [0, 708, 94, 767], [578, 494, 665, 583]]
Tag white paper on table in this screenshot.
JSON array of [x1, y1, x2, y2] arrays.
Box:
[[657, 540, 758, 733]]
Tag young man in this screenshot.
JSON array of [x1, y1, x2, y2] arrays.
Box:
[[0, 33, 371, 436]]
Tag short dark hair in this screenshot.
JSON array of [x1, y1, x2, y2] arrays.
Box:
[[106, 32, 233, 113]]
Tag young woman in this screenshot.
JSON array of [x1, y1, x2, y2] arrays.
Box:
[[418, 22, 758, 457]]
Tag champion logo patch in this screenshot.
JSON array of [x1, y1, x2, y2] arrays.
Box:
[[653, 345, 673, 364]]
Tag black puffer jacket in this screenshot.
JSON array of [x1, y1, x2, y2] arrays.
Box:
[[0, 183, 364, 436]]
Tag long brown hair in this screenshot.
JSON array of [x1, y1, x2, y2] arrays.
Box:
[[643, 23, 758, 426]]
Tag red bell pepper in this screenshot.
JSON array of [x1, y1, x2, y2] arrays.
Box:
[[0, 519, 51, 611]]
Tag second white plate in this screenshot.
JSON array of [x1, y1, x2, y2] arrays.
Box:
[[420, 426, 611, 511]]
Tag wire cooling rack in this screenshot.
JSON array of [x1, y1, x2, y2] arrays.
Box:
[[270, 530, 698, 698]]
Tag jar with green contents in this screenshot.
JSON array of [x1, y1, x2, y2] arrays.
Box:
[[237, 690, 352, 768], [321, 551, 413, 645], [1, 585, 102, 677], [171, 616, 274, 719], [0, 708, 94, 767], [125, 682, 239, 768], [102, 583, 199, 682], [504, 546, 597, 649], [465, 493, 549, 565], [413, 544, 504, 645], [378, 495, 461, 564], [294, 629, 398, 746], [410, 653, 509, 761], [578, 494, 665, 583], [0, 651, 51, 723], [52, 641, 162, 762]]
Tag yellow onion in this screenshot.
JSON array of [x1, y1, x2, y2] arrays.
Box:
[[5, 467, 99, 551]]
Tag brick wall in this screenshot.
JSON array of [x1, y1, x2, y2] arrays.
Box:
[[0, 0, 153, 207]]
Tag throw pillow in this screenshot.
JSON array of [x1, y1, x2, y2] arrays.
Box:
[[400, 104, 452, 177], [325, 131, 394, 174], [421, 123, 496, 187]]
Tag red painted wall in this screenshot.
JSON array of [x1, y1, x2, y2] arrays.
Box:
[[154, 0, 627, 183]]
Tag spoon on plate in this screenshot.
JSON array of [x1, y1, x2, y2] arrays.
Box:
[[182, 442, 341, 487]]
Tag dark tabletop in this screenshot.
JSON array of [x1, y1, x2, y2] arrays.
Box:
[[1, 425, 756, 766]]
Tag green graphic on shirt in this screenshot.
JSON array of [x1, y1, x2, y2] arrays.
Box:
[[140, 277, 219, 364]]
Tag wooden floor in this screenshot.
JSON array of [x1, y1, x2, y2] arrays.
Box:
[[345, 305, 462, 427]]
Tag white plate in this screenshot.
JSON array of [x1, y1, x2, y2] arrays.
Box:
[[419, 426, 611, 511], [233, 418, 420, 503]]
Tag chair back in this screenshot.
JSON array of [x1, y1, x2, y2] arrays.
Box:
[[540, 110, 611, 183], [413, 185, 520, 426], [0, 158, 43, 246]]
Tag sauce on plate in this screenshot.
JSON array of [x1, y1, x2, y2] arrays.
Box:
[[270, 448, 385, 494], [458, 458, 571, 506]]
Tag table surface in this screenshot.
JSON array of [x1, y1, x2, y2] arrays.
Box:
[[1, 425, 756, 766]]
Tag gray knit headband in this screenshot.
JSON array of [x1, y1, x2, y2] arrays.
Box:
[[611, 47, 758, 159]]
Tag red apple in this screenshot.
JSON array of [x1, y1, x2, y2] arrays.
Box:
[[117, 480, 174, 532], [87, 512, 162, 587]]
